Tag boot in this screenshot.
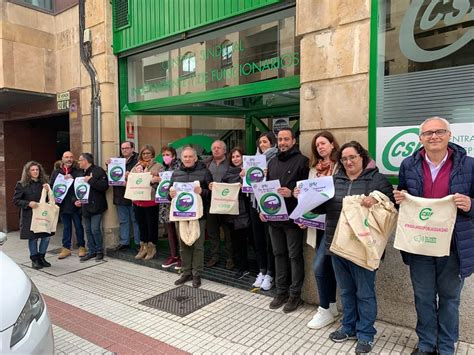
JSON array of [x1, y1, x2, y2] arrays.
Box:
[[134, 242, 147, 259], [144, 242, 157, 260], [57, 247, 71, 259], [30, 255, 43, 270], [38, 253, 51, 267]]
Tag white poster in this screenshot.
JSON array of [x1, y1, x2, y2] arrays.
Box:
[[52, 174, 74, 204], [107, 158, 126, 186], [74, 177, 90, 204], [155, 171, 173, 204], [242, 155, 266, 193], [172, 182, 198, 218], [252, 180, 288, 221], [376, 123, 474, 174]]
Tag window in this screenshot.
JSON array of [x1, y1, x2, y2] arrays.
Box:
[[181, 52, 196, 77], [114, 0, 129, 30], [16, 0, 53, 11], [143, 62, 168, 85], [221, 41, 233, 67]]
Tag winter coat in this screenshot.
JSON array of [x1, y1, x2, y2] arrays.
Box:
[[222, 166, 250, 230], [76, 165, 109, 217], [314, 167, 394, 254], [267, 146, 309, 228], [13, 180, 52, 240], [50, 165, 82, 214], [398, 142, 474, 278], [169, 161, 213, 219], [112, 152, 139, 206], [130, 160, 163, 206]]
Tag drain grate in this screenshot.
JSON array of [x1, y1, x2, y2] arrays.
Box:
[[140, 285, 225, 317]]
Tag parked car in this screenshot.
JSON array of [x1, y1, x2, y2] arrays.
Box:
[[0, 233, 54, 354]]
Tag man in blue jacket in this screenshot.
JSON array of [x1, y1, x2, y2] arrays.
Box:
[[394, 117, 473, 355]]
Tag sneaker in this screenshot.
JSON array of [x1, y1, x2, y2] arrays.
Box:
[[252, 273, 265, 288], [174, 259, 182, 270], [283, 296, 303, 313], [260, 274, 274, 291], [78, 247, 87, 257], [225, 259, 235, 270], [329, 329, 357, 343], [95, 253, 104, 261], [329, 302, 339, 317], [269, 294, 288, 309], [58, 248, 72, 259], [234, 270, 249, 280], [355, 340, 374, 354], [80, 253, 96, 262], [162, 256, 178, 268], [174, 274, 192, 286], [307, 306, 337, 329]]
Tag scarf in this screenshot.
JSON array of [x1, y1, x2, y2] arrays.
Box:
[[138, 159, 151, 170], [315, 160, 334, 177]]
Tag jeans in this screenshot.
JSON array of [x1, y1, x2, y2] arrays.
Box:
[[133, 205, 159, 244], [83, 214, 103, 255], [332, 255, 377, 342], [28, 237, 50, 256], [250, 206, 274, 275], [313, 232, 337, 308], [178, 219, 206, 276], [269, 225, 304, 297], [61, 212, 85, 249], [207, 213, 232, 261], [405, 252, 464, 355], [230, 227, 249, 272], [116, 205, 140, 245]]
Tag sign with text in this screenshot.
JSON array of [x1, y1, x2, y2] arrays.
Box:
[[242, 155, 266, 193], [252, 180, 288, 221]]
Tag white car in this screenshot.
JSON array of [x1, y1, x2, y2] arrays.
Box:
[[0, 233, 54, 354]]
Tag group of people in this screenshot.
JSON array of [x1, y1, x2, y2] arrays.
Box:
[[13, 116, 473, 355]]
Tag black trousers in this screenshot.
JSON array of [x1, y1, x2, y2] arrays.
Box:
[[133, 205, 159, 244]]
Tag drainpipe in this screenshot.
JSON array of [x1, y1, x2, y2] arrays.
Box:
[[79, 1, 102, 164]]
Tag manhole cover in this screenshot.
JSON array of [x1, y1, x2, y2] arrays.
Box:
[[140, 285, 225, 317]]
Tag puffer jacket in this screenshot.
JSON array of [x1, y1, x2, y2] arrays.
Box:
[[398, 142, 474, 278], [50, 165, 82, 214], [221, 166, 250, 230], [169, 160, 213, 218], [113, 152, 139, 206], [76, 165, 109, 217], [267, 145, 309, 228], [314, 167, 394, 254]]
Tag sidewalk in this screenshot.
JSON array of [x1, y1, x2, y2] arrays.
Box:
[[2, 232, 474, 354]]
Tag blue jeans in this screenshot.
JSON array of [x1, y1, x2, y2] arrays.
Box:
[[313, 232, 337, 308], [61, 212, 85, 249], [116, 205, 140, 245], [83, 214, 103, 255], [332, 255, 377, 342], [28, 237, 50, 256], [405, 252, 464, 355]]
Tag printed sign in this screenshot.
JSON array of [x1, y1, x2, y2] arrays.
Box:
[[107, 158, 126, 186], [290, 177, 335, 228], [52, 174, 74, 204], [252, 180, 288, 221], [155, 171, 173, 203], [377, 122, 474, 174], [172, 182, 198, 218], [74, 177, 90, 204], [242, 155, 266, 193]]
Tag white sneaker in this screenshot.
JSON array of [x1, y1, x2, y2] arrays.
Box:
[[252, 273, 265, 288], [307, 306, 337, 329], [329, 302, 339, 317], [260, 274, 274, 291]]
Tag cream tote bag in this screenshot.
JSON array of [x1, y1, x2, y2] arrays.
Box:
[[209, 182, 240, 215], [124, 173, 153, 201], [30, 188, 60, 234]]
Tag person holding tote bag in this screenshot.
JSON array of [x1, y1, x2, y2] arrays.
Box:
[[13, 161, 53, 269]]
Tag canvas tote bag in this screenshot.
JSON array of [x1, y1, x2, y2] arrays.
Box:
[[30, 188, 60, 234], [124, 172, 153, 201], [209, 182, 240, 215], [394, 193, 456, 257]]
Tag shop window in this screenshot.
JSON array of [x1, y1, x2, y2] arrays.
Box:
[[221, 41, 233, 68], [114, 0, 129, 30], [181, 52, 196, 77], [246, 26, 278, 66]]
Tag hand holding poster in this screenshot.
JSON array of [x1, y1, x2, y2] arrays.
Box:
[[107, 158, 126, 186], [242, 155, 266, 193], [290, 176, 335, 227], [52, 173, 74, 204], [171, 182, 198, 218], [252, 180, 288, 221], [155, 171, 173, 203], [74, 177, 90, 204]]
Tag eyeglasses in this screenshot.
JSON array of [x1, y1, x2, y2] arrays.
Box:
[[340, 154, 360, 164], [121, 147, 132, 150], [420, 129, 449, 138], [142, 152, 152, 155]]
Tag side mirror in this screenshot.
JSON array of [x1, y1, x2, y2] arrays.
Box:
[[0, 232, 7, 246]]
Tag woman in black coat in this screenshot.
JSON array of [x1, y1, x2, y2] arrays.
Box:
[[13, 161, 53, 269]]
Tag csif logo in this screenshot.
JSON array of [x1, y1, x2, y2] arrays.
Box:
[[176, 192, 194, 212], [221, 188, 230, 196], [109, 166, 124, 181], [419, 207, 433, 221], [382, 128, 422, 172], [260, 193, 282, 215], [42, 211, 48, 217], [364, 218, 369, 227], [136, 178, 143, 184]]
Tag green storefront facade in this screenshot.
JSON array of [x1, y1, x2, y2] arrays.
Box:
[[113, 0, 301, 156]]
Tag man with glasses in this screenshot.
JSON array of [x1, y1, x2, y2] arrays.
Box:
[[106, 141, 140, 250], [394, 117, 474, 355], [264, 128, 309, 312]]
